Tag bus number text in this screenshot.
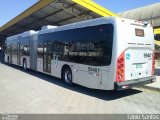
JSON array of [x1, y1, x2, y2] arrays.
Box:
[[144, 53, 152, 59]]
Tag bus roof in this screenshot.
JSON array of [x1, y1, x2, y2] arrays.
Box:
[[38, 17, 112, 35], [6, 17, 152, 39]]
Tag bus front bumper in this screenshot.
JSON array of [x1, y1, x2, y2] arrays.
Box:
[[114, 76, 156, 90]]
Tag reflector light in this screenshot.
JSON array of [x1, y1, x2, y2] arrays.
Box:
[[152, 79, 156, 82], [118, 64, 124, 69], [122, 85, 129, 89], [93, 73, 100, 76], [118, 58, 124, 64], [118, 75, 123, 79]]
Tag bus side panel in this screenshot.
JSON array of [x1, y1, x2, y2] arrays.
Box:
[[5, 54, 7, 62], [51, 60, 103, 89], [71, 63, 102, 89], [107, 21, 118, 90], [37, 58, 43, 72], [101, 70, 110, 90], [5, 54, 9, 63], [30, 35, 38, 71], [12, 55, 17, 65], [51, 60, 62, 78]]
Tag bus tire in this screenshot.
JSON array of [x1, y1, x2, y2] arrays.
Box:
[[23, 59, 27, 71], [62, 67, 73, 86]]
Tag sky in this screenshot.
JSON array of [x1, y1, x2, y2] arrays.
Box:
[[94, 0, 160, 13], [0, 0, 159, 27], [0, 0, 38, 27]]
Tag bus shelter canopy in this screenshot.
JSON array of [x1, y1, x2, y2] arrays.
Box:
[[0, 0, 112, 44]]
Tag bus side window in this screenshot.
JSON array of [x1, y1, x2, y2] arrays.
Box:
[[23, 45, 29, 56]]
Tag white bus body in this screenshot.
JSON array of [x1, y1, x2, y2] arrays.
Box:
[[5, 17, 156, 90]]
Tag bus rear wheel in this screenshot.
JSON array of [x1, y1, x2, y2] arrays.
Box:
[[62, 67, 73, 86]]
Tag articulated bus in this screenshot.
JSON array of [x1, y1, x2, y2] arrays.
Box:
[[5, 17, 156, 90]]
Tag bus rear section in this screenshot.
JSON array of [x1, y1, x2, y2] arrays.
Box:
[[114, 19, 156, 90]]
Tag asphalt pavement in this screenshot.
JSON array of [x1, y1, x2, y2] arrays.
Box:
[[0, 62, 160, 114]]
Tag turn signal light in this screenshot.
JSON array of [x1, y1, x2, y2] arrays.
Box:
[[116, 51, 125, 82], [118, 69, 124, 75]]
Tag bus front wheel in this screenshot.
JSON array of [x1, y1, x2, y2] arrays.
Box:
[[62, 67, 73, 86]]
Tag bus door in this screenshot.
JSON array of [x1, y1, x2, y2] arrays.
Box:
[[17, 44, 21, 65], [43, 42, 51, 73]]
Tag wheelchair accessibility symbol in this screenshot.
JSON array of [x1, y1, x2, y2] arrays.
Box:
[[126, 53, 130, 60]]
